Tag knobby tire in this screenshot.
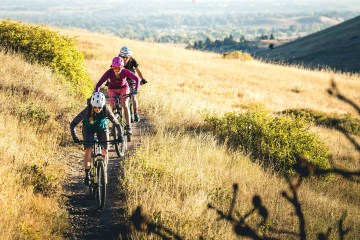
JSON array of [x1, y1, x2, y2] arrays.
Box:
[[96, 160, 106, 211], [113, 112, 127, 158]]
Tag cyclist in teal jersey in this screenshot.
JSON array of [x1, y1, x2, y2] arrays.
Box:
[[70, 92, 122, 185]]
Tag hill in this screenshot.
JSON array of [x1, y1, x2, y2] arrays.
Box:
[[1, 22, 359, 239], [255, 15, 360, 73]]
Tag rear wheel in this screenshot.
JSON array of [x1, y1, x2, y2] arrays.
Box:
[[113, 112, 127, 158], [96, 160, 106, 211]]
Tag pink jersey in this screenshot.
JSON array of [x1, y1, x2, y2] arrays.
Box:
[[95, 68, 139, 92]]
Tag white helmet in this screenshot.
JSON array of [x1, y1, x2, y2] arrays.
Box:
[[119, 46, 132, 57], [90, 92, 106, 108]]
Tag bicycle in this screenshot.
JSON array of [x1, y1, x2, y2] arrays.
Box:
[[78, 138, 118, 211], [108, 94, 132, 157]]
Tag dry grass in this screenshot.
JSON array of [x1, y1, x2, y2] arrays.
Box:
[[55, 28, 360, 239], [0, 50, 77, 239], [2, 25, 359, 239]]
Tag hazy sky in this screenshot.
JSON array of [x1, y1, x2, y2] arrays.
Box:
[[2, 0, 360, 15]]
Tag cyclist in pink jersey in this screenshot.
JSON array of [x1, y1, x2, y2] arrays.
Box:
[[94, 56, 139, 135]]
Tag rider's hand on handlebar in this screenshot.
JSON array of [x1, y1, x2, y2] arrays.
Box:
[[73, 136, 80, 143], [140, 78, 147, 85], [132, 89, 138, 95]]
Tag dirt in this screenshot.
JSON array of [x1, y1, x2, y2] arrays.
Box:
[[63, 116, 149, 240]]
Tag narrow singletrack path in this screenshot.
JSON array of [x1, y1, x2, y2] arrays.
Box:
[[63, 114, 149, 240]]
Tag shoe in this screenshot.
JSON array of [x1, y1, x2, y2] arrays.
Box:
[[84, 175, 90, 186], [134, 113, 140, 122], [125, 126, 132, 135]]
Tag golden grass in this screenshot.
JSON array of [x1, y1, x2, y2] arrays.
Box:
[[125, 132, 359, 239], [2, 25, 359, 239], [54, 28, 360, 239], [0, 50, 76, 239]]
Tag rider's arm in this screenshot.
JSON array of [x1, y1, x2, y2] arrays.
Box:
[[104, 106, 122, 136], [94, 69, 111, 92], [131, 58, 144, 80], [124, 69, 140, 90], [135, 66, 144, 80], [70, 106, 91, 139]]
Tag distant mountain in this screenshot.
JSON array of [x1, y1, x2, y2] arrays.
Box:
[[255, 15, 360, 73]]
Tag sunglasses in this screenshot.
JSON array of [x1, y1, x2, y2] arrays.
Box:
[[93, 107, 102, 110]]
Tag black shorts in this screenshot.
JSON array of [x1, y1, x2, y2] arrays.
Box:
[[126, 78, 135, 87], [82, 127, 109, 149]]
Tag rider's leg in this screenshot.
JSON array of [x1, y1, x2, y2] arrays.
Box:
[[98, 129, 109, 165], [82, 128, 95, 185], [83, 128, 94, 170], [83, 147, 92, 185], [102, 149, 109, 165], [107, 89, 118, 111], [133, 95, 139, 122], [121, 97, 132, 134], [84, 147, 92, 170]]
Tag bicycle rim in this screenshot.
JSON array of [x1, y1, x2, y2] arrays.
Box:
[[96, 161, 106, 210], [114, 112, 127, 158]]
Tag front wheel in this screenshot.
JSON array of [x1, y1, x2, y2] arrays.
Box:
[[96, 160, 106, 211], [113, 112, 127, 158]]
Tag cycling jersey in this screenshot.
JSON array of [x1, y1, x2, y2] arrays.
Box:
[[95, 68, 139, 92], [70, 105, 121, 140], [124, 58, 139, 73]]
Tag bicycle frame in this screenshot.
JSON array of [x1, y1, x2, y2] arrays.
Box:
[[107, 94, 132, 155], [79, 138, 118, 210]]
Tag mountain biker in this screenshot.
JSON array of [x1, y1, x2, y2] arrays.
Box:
[[70, 92, 123, 186], [95, 56, 140, 135], [119, 46, 147, 122]]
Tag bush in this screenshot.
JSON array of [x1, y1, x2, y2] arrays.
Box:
[[222, 51, 253, 61], [19, 164, 60, 197], [205, 109, 330, 175], [282, 108, 360, 136], [0, 19, 93, 98]]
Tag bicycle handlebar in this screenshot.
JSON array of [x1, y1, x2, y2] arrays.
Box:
[[105, 93, 132, 99], [78, 139, 120, 144]]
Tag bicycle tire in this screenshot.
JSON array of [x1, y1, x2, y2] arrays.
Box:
[[89, 164, 96, 199], [113, 112, 127, 158], [96, 160, 106, 210]]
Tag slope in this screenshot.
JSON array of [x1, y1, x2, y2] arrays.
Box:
[[256, 15, 360, 73]]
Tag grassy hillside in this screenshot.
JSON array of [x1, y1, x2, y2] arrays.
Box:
[[57, 28, 360, 239], [1, 23, 359, 239], [0, 50, 78, 239], [256, 15, 360, 73]]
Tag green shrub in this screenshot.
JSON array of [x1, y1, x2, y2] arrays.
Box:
[[205, 109, 330, 175], [19, 164, 60, 197], [222, 51, 253, 61], [18, 103, 50, 125], [283, 108, 360, 136], [0, 19, 93, 98]]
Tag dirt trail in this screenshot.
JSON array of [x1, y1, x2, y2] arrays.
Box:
[[63, 116, 148, 240]]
